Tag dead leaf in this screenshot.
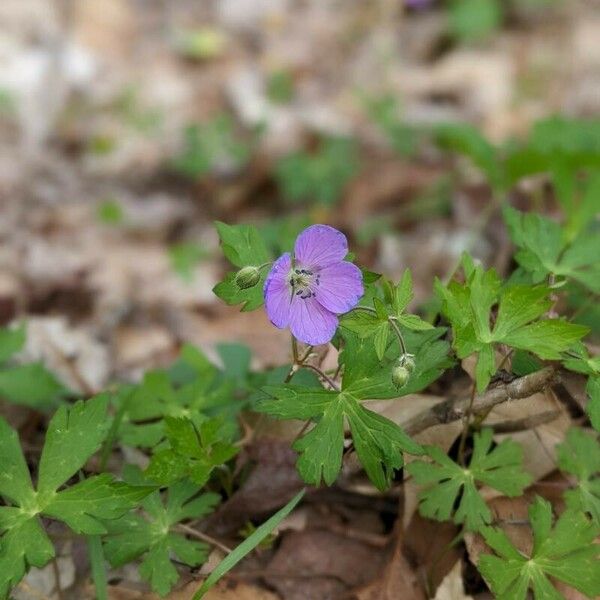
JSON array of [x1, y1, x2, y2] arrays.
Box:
[[353, 526, 425, 600], [266, 529, 385, 600], [490, 390, 571, 482], [433, 561, 473, 600]]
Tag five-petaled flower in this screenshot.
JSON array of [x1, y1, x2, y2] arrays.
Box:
[[264, 224, 364, 345]]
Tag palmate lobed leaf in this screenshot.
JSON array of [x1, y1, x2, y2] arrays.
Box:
[[145, 417, 238, 486], [479, 496, 600, 599], [436, 259, 589, 391], [556, 428, 600, 524], [0, 396, 153, 598], [342, 270, 434, 361], [104, 470, 220, 597], [503, 205, 600, 293], [258, 385, 422, 491], [406, 429, 532, 531]]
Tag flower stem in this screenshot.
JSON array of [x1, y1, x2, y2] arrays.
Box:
[[301, 363, 340, 391], [388, 317, 407, 356]]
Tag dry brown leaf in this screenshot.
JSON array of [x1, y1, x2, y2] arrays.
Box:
[[266, 529, 385, 600], [433, 561, 473, 600], [352, 537, 425, 600], [490, 390, 571, 482], [404, 514, 461, 595]]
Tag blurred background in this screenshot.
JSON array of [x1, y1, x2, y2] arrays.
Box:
[[0, 0, 598, 391]]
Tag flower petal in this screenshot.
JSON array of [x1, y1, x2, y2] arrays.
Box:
[[314, 261, 364, 314], [264, 252, 292, 328], [294, 224, 348, 268], [289, 295, 338, 345]]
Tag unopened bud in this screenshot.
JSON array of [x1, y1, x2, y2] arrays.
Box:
[[392, 365, 410, 389], [400, 353, 416, 373], [234, 266, 260, 289]]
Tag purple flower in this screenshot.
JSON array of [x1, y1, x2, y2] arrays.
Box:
[[264, 224, 364, 345]]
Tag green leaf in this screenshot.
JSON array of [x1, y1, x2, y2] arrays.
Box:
[[117, 348, 237, 449], [504, 205, 600, 293], [437, 261, 588, 391], [407, 428, 532, 531], [0, 518, 55, 598], [38, 395, 111, 496], [212, 270, 267, 311], [193, 490, 305, 599], [43, 475, 153, 534], [501, 319, 589, 360], [435, 122, 503, 189], [169, 242, 208, 282], [449, 0, 503, 43], [587, 377, 600, 432], [0, 398, 151, 597], [0, 324, 26, 363], [557, 428, 600, 523], [275, 137, 359, 207], [270, 387, 423, 490], [146, 417, 238, 486], [173, 116, 251, 180], [478, 496, 600, 599], [214, 222, 270, 269], [0, 363, 65, 409], [345, 398, 422, 490], [104, 471, 219, 597]]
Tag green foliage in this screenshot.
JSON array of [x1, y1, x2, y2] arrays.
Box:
[[435, 257, 588, 391], [115, 344, 238, 449], [173, 115, 251, 179], [104, 467, 220, 596], [146, 417, 238, 486], [255, 326, 448, 490], [97, 199, 124, 225], [266, 69, 295, 104], [435, 122, 504, 190], [557, 428, 600, 523], [213, 221, 271, 311], [504, 205, 600, 294], [407, 428, 532, 531], [366, 95, 419, 157], [478, 496, 600, 599], [275, 137, 359, 207], [0, 396, 152, 597], [169, 242, 209, 282], [448, 0, 503, 42], [0, 324, 65, 409], [343, 270, 433, 360]]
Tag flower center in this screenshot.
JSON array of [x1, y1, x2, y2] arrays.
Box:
[[289, 267, 320, 300]]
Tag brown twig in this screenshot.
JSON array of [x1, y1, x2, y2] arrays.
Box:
[[175, 524, 232, 554], [403, 367, 558, 436]]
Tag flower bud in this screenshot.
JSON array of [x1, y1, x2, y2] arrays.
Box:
[[392, 365, 410, 389], [400, 354, 416, 373], [234, 266, 260, 290]]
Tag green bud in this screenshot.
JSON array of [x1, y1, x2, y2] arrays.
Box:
[[392, 365, 410, 389], [400, 353, 416, 373], [234, 266, 260, 289]]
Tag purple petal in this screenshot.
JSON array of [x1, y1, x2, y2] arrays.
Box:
[[289, 295, 338, 345], [294, 224, 348, 268], [264, 252, 292, 328], [314, 261, 364, 314]]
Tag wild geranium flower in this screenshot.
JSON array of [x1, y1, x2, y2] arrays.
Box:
[[264, 224, 364, 345]]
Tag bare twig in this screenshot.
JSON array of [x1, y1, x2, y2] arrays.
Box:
[[175, 524, 232, 554], [403, 367, 558, 436]]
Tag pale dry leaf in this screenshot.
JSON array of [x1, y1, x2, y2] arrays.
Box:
[[433, 561, 473, 600]]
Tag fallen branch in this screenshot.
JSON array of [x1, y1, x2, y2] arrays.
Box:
[[403, 367, 558, 436]]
